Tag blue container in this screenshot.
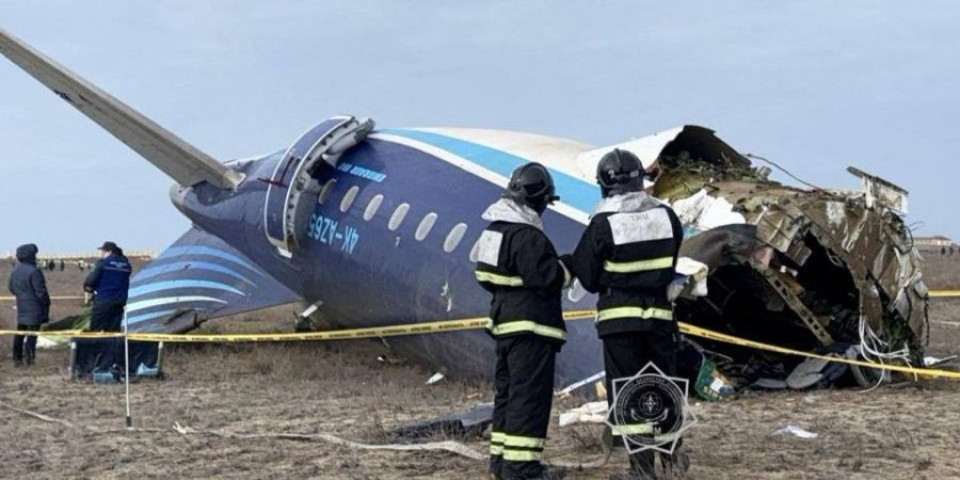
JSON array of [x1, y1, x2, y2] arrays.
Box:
[[92, 371, 117, 384]]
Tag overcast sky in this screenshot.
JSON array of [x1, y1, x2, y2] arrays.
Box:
[[2, 1, 958, 254]]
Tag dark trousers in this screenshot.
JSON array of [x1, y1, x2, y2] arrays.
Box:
[[490, 336, 556, 479], [90, 302, 125, 332], [90, 302, 125, 368], [13, 324, 40, 365], [603, 327, 683, 477]]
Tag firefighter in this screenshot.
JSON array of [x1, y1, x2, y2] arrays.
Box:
[[569, 149, 687, 480], [475, 162, 572, 480]]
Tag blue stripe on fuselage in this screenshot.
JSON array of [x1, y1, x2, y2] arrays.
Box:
[[135, 260, 255, 286], [380, 129, 600, 215], [157, 246, 258, 272], [128, 280, 245, 298]]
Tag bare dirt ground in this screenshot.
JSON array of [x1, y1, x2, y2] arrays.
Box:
[[1, 259, 959, 479]]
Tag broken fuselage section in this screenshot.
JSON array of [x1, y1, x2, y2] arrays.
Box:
[[649, 127, 929, 388]]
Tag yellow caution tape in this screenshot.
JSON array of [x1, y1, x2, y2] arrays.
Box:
[[1, 308, 958, 379], [0, 310, 598, 342], [677, 323, 960, 380], [0, 295, 86, 301], [930, 290, 960, 298]]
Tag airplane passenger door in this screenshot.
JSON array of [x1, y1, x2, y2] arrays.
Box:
[[263, 115, 374, 256]]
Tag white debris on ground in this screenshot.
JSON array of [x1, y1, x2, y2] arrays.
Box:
[[558, 401, 609, 427], [774, 425, 818, 439], [924, 355, 957, 366]]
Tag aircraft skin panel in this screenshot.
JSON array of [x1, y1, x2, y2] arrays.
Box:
[[375, 130, 596, 225], [263, 117, 353, 248], [577, 126, 686, 174], [171, 135, 605, 383], [0, 28, 241, 189], [413, 127, 594, 182], [126, 227, 301, 333]]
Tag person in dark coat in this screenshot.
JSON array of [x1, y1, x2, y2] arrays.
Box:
[[7, 244, 51, 367], [476, 163, 572, 480], [84, 241, 132, 332], [569, 150, 688, 480]]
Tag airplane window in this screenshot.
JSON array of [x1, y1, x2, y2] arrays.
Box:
[[388, 203, 410, 231], [318, 179, 337, 204], [340, 186, 360, 213], [443, 223, 468, 253], [469, 237, 481, 262], [415, 213, 438, 241], [364, 194, 384, 221]]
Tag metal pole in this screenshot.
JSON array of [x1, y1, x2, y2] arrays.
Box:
[[123, 307, 132, 429]]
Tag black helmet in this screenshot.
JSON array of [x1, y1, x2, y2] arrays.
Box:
[[504, 162, 559, 215], [596, 148, 646, 198]]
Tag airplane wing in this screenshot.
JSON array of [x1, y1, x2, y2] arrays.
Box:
[[0, 28, 242, 189], [125, 227, 301, 333]]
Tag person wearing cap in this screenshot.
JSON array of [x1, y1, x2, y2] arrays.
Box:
[[7, 243, 51, 367], [569, 149, 687, 480], [83, 241, 132, 332]]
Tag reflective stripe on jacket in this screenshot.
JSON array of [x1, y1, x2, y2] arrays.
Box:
[[570, 197, 684, 337], [475, 220, 567, 345]]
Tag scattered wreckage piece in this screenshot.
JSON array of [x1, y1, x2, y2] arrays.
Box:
[[637, 126, 930, 391], [389, 403, 493, 442]]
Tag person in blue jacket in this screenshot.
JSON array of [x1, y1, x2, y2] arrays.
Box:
[[8, 243, 51, 367], [83, 241, 132, 332]]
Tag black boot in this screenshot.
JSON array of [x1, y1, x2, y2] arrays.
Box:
[[527, 465, 567, 480], [661, 450, 690, 477], [490, 455, 503, 479], [609, 472, 653, 480], [502, 465, 566, 480]]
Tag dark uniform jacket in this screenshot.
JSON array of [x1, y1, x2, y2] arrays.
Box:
[[570, 192, 683, 337], [84, 253, 132, 304], [8, 244, 51, 326], [475, 199, 570, 346]]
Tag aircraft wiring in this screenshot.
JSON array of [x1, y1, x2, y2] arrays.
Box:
[[857, 313, 912, 368], [744, 153, 825, 191]]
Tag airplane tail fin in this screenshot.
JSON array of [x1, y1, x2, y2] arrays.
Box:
[[126, 227, 301, 333], [0, 28, 243, 189]]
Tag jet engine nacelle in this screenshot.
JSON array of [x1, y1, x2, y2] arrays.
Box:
[[263, 116, 374, 256]]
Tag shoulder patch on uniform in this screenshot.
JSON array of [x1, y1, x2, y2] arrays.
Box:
[[477, 230, 505, 266], [607, 208, 673, 246]]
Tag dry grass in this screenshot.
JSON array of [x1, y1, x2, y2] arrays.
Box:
[[1, 257, 960, 478], [918, 248, 960, 289]]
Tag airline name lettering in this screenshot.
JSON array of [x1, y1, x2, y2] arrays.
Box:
[[338, 162, 387, 183]]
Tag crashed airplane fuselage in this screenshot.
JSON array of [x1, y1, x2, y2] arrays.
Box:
[[648, 128, 928, 387], [0, 29, 928, 391]]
